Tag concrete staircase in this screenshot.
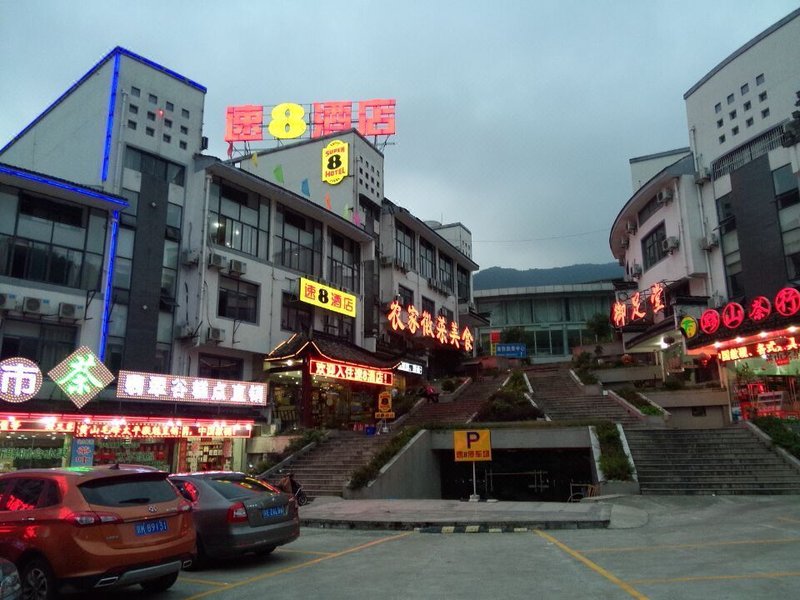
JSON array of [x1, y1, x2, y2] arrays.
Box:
[[526, 365, 644, 426], [401, 376, 503, 427], [624, 427, 800, 495]]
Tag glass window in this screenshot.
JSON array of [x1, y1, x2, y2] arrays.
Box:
[[774, 164, 800, 210], [438, 255, 454, 292], [740, 83, 749, 95], [209, 181, 269, 260], [124, 147, 184, 187], [1, 320, 77, 373], [395, 222, 414, 267], [281, 292, 311, 333], [273, 205, 321, 274], [329, 231, 360, 292], [419, 238, 435, 279], [641, 223, 667, 270], [218, 275, 258, 323], [727, 93, 734, 105], [714, 103, 722, 114], [457, 266, 470, 303], [79, 476, 177, 506], [198, 354, 243, 380], [756, 73, 765, 85], [398, 285, 413, 307]]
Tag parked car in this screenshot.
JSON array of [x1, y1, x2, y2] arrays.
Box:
[[0, 465, 195, 599], [169, 471, 299, 565], [0, 559, 21, 600]]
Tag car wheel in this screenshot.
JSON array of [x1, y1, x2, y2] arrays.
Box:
[[21, 558, 56, 600], [139, 570, 179, 592], [254, 545, 276, 557]]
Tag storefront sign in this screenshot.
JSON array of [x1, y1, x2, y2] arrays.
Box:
[[396, 361, 423, 375], [0, 357, 43, 403], [717, 336, 800, 362], [611, 283, 667, 328], [680, 316, 698, 339], [453, 429, 492, 462], [225, 99, 396, 143], [387, 300, 474, 351], [48, 346, 115, 409], [700, 287, 800, 334], [495, 343, 527, 358], [322, 140, 348, 184], [299, 277, 356, 318], [0, 413, 253, 439], [70, 438, 95, 467], [117, 371, 266, 406], [310, 359, 393, 386]]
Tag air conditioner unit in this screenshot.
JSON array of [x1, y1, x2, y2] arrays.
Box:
[[0, 293, 15, 310], [632, 264, 643, 278], [427, 277, 437, 289], [208, 252, 226, 269], [181, 249, 199, 266], [206, 327, 225, 343], [22, 297, 44, 314], [229, 259, 247, 276], [620, 237, 629, 249], [58, 302, 79, 319], [380, 256, 393, 267], [699, 232, 719, 251], [626, 222, 637, 234], [657, 189, 674, 205], [661, 236, 680, 253], [175, 324, 195, 339], [694, 167, 711, 184]]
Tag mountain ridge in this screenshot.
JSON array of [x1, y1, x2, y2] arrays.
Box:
[[473, 262, 623, 290]]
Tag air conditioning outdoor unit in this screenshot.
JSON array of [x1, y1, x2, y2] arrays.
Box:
[[699, 232, 719, 251], [657, 189, 674, 205], [206, 326, 225, 343], [632, 264, 643, 278], [380, 256, 393, 267], [0, 293, 16, 310], [661, 236, 680, 253], [23, 297, 44, 314], [181, 249, 200, 266], [58, 302, 79, 319], [694, 167, 711, 184], [229, 259, 247, 276], [626, 222, 637, 234], [620, 237, 630, 249], [175, 324, 195, 339], [208, 252, 226, 269], [427, 277, 437, 289]]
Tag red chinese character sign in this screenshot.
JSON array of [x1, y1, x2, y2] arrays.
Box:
[[609, 283, 668, 329], [698, 287, 800, 336], [775, 287, 800, 317], [387, 300, 473, 352]]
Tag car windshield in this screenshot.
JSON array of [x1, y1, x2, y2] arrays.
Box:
[[79, 475, 178, 506], [205, 476, 279, 500]]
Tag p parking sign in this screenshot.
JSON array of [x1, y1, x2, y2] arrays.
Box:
[[453, 429, 492, 462]]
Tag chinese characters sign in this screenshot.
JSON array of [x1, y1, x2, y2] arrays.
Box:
[[310, 359, 393, 386], [117, 371, 267, 406], [717, 337, 800, 363], [453, 429, 492, 462], [0, 358, 43, 403], [225, 99, 396, 143], [387, 300, 474, 351], [495, 343, 527, 358], [322, 140, 349, 185], [699, 287, 800, 335], [299, 277, 357, 318], [611, 283, 667, 328], [48, 347, 114, 409]]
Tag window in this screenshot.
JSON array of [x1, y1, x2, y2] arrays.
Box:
[[395, 221, 414, 267], [740, 83, 749, 95], [759, 91, 768, 102], [323, 313, 354, 341], [217, 275, 258, 323], [438, 255, 454, 292], [147, 111, 155, 121], [198, 354, 242, 380], [129, 104, 138, 114], [746, 117, 754, 127], [641, 223, 667, 270], [714, 103, 721, 114], [774, 164, 799, 210], [719, 135, 726, 144], [457, 266, 470, 303], [127, 120, 136, 130], [329, 231, 360, 292], [281, 292, 311, 333], [0, 192, 106, 290], [145, 127, 154, 137], [181, 108, 190, 118], [163, 134, 171, 143], [1, 320, 77, 373], [124, 147, 185, 186], [273, 205, 321, 274], [131, 86, 140, 97], [209, 181, 268, 257], [732, 126, 739, 136], [166, 101, 174, 112], [179, 141, 187, 150], [744, 101, 751, 111], [164, 119, 172, 128], [762, 108, 770, 119], [638, 194, 662, 225], [112, 226, 134, 290], [180, 125, 188, 135], [716, 193, 736, 234], [421, 296, 435, 317], [756, 73, 765, 85], [729, 110, 736, 120], [419, 238, 435, 278], [398, 285, 413, 307], [727, 94, 734, 105], [716, 119, 723, 128], [148, 94, 157, 105]]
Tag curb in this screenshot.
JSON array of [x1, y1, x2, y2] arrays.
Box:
[[300, 519, 610, 532]]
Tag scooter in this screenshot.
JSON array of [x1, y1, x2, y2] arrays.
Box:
[[277, 471, 308, 506]]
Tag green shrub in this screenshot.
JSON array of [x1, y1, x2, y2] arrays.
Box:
[[574, 368, 597, 384], [284, 429, 327, 454], [753, 417, 800, 459], [348, 427, 421, 489], [442, 378, 456, 392], [474, 381, 544, 423], [615, 386, 663, 415], [595, 422, 633, 481]]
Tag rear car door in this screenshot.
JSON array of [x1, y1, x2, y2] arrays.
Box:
[[0, 477, 62, 564]]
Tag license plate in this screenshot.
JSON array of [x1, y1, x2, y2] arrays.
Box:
[[135, 519, 168, 536], [262, 506, 286, 519]]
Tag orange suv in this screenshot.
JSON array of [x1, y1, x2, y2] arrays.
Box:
[[0, 466, 195, 599]]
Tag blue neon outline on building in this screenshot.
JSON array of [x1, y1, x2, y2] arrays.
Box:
[[0, 164, 128, 207], [101, 53, 121, 182], [99, 211, 120, 360]]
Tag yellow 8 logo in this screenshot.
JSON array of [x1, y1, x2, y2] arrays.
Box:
[[268, 103, 307, 139]]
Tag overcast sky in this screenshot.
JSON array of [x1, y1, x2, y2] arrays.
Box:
[[1, 1, 798, 271]]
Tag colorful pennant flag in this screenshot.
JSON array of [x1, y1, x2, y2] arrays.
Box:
[[301, 178, 310, 197], [273, 165, 284, 183], [325, 192, 332, 210]]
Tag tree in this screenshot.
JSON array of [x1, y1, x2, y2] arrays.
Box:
[[585, 312, 613, 343]]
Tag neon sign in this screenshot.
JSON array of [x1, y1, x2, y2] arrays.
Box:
[[700, 287, 800, 335], [48, 346, 115, 409], [225, 99, 396, 144], [717, 336, 800, 362], [117, 371, 266, 406], [322, 140, 349, 185], [310, 359, 393, 386], [387, 300, 474, 351], [0, 358, 43, 403], [611, 283, 668, 328], [299, 277, 356, 317]]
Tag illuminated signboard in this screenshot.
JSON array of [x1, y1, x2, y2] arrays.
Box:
[[117, 371, 266, 406], [717, 336, 800, 363], [453, 429, 492, 462], [387, 300, 474, 351], [322, 140, 349, 185], [0, 357, 43, 403], [397, 361, 424, 375], [680, 316, 698, 339], [699, 287, 800, 335], [0, 413, 253, 439], [48, 346, 115, 409], [299, 277, 357, 318], [310, 359, 393, 386], [225, 99, 396, 144], [611, 283, 667, 328]]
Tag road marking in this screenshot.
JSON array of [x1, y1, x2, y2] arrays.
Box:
[[276, 548, 335, 556], [179, 577, 230, 587], [630, 571, 800, 585], [465, 525, 481, 533], [581, 537, 800, 554], [535, 530, 649, 600], [184, 532, 412, 599]]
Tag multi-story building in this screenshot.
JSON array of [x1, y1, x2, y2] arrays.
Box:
[[0, 47, 481, 470], [610, 8, 800, 416]]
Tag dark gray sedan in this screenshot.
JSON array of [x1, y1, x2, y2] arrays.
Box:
[[169, 472, 299, 565]]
